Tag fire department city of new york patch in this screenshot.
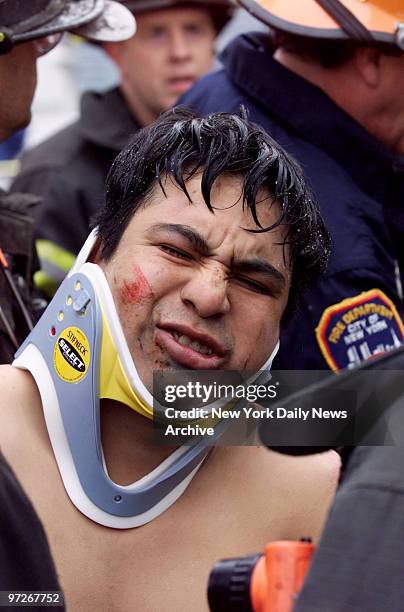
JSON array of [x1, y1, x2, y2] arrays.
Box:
[[315, 289, 404, 372]]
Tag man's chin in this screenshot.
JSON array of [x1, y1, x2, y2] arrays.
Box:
[[21, 110, 32, 129], [0, 112, 30, 142], [12, 110, 32, 135]]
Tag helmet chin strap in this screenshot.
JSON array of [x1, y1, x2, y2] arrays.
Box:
[[13, 230, 279, 529]]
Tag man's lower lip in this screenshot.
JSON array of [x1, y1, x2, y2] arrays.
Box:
[[155, 328, 224, 369], [167, 79, 194, 92]]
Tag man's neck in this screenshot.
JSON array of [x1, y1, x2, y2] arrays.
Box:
[[100, 399, 177, 485], [119, 82, 155, 128]]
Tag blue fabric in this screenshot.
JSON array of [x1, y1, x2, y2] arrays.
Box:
[[0, 130, 25, 160], [179, 33, 404, 370]]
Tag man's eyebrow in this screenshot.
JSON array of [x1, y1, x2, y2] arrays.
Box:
[[147, 223, 286, 287], [232, 258, 287, 288], [146, 223, 211, 256]]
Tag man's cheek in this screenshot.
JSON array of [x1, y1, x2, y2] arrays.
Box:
[[243, 323, 279, 369], [118, 264, 154, 305]]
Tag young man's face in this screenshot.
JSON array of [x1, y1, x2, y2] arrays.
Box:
[[0, 42, 38, 141], [106, 6, 216, 126], [100, 174, 291, 391]]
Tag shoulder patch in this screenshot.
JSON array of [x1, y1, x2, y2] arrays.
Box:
[[315, 289, 404, 372]]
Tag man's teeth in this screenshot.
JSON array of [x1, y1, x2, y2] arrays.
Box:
[[171, 331, 213, 356]]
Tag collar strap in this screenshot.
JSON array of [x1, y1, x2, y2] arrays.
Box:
[[315, 0, 374, 43]]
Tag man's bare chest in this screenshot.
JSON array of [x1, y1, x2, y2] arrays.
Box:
[[16, 462, 280, 612], [3, 423, 338, 612], [35, 492, 251, 612]]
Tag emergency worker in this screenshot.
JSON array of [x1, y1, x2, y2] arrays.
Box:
[[0, 108, 340, 610], [0, 0, 135, 365], [180, 0, 404, 372], [12, 0, 235, 295], [284, 346, 404, 611], [0, 0, 135, 596]]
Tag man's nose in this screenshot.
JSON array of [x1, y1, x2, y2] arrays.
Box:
[[180, 266, 230, 318], [169, 30, 192, 60]]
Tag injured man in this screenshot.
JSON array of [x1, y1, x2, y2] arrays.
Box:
[[0, 108, 340, 611]]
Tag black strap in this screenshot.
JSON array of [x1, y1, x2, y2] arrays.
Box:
[[315, 0, 374, 43]]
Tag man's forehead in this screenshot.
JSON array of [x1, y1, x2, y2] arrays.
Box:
[[149, 172, 275, 211], [141, 175, 279, 234]]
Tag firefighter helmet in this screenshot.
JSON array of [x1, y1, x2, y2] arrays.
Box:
[[0, 0, 135, 54], [238, 0, 404, 50]]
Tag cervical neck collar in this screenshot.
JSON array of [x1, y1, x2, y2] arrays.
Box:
[[13, 230, 279, 528]]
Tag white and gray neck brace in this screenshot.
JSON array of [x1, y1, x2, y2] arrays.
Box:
[[13, 231, 279, 529]]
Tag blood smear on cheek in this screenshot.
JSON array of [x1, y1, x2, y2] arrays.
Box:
[[119, 264, 154, 304]]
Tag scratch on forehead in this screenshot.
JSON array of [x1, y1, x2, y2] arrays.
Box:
[[119, 264, 154, 305]]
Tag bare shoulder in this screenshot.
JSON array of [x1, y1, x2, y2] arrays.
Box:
[[0, 365, 41, 448], [204, 445, 340, 546], [228, 445, 340, 497], [265, 449, 341, 541], [219, 446, 340, 543], [269, 448, 341, 492], [0, 364, 38, 410]]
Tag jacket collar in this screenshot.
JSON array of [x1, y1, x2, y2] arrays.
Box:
[[79, 87, 140, 152]]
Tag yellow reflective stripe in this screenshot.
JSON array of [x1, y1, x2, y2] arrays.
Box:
[[36, 240, 75, 274], [33, 269, 59, 300], [0, 159, 20, 179]]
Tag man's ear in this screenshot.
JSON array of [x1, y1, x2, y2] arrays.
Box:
[[88, 237, 103, 264], [354, 46, 382, 88], [103, 40, 128, 72]]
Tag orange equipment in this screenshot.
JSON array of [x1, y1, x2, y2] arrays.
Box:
[[208, 539, 315, 612]]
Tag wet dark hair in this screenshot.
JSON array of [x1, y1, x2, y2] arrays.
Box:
[[94, 107, 331, 319]]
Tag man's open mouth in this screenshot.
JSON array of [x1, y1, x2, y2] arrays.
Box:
[[170, 331, 213, 355], [155, 324, 227, 369], [167, 76, 195, 92]]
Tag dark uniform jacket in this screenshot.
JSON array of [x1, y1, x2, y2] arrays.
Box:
[[0, 189, 40, 364], [180, 33, 404, 371], [0, 452, 64, 604], [12, 88, 140, 286], [291, 346, 404, 611]]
